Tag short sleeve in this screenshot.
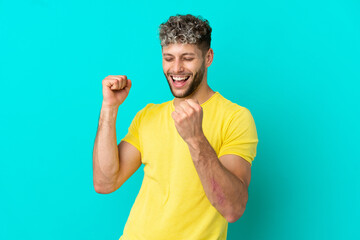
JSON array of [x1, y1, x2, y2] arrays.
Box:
[[121, 107, 146, 153], [218, 107, 259, 166]]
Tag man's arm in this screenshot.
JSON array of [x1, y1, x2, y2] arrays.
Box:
[[92, 75, 141, 194], [92, 106, 141, 194], [172, 99, 251, 223], [187, 138, 250, 223]]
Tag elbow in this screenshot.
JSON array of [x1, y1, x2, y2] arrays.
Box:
[[93, 182, 119, 194], [226, 216, 238, 224], [93, 172, 122, 194], [225, 201, 247, 223], [225, 208, 245, 223], [94, 185, 111, 194]]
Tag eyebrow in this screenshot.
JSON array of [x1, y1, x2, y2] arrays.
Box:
[[162, 53, 196, 57]]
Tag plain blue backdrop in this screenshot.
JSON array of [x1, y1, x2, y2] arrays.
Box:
[[1, 0, 359, 239]]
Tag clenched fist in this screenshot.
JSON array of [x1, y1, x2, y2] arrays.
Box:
[[171, 99, 205, 143], [102, 75, 132, 108]]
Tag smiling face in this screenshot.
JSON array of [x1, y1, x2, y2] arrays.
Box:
[[162, 43, 210, 98]]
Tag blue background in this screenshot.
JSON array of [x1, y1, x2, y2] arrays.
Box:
[[1, 0, 359, 239]]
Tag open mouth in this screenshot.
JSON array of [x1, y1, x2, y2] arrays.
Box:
[[170, 75, 191, 88], [171, 75, 191, 82]]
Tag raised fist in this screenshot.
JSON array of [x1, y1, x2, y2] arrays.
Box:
[[102, 75, 132, 108], [171, 99, 204, 143]]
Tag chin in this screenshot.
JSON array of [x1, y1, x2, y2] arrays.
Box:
[[170, 83, 199, 98], [172, 91, 193, 98]]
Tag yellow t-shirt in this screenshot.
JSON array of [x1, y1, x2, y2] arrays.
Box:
[[120, 92, 258, 240]]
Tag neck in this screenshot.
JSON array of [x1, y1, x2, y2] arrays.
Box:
[[173, 84, 215, 107]]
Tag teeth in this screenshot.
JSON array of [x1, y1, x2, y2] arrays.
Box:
[[173, 77, 186, 81], [172, 76, 189, 81]]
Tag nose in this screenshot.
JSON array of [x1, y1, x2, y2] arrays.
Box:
[[173, 59, 184, 73]]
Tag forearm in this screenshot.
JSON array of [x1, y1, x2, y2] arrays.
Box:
[[92, 105, 120, 193], [187, 135, 248, 223]]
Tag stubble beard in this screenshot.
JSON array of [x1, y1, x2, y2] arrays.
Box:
[[165, 63, 205, 98]]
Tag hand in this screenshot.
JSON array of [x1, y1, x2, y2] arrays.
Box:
[[102, 75, 132, 108], [171, 99, 204, 143]]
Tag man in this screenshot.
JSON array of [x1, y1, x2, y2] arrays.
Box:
[[93, 14, 258, 240]]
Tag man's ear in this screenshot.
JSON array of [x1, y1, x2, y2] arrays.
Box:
[[205, 48, 214, 67]]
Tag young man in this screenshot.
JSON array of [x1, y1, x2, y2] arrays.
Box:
[[93, 14, 258, 240]]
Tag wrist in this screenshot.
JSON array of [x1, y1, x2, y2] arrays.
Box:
[[186, 133, 207, 150], [101, 102, 120, 110], [99, 104, 119, 123], [186, 134, 213, 163]]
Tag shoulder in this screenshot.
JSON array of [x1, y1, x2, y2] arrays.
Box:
[[212, 93, 253, 119]]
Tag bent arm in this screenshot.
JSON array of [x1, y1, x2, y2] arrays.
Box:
[[187, 136, 251, 223], [92, 105, 141, 194]]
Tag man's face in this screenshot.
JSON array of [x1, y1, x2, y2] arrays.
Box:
[[162, 43, 206, 98]]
